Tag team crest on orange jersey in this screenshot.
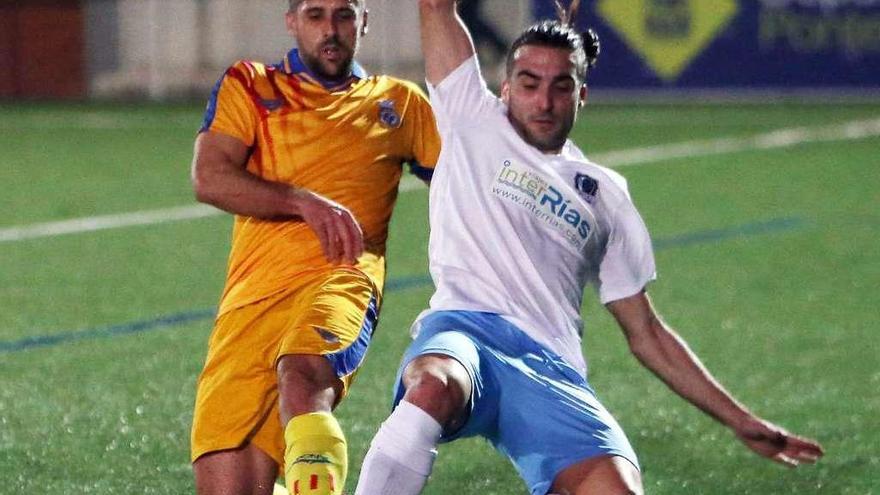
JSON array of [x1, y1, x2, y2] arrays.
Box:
[[378, 100, 402, 128]]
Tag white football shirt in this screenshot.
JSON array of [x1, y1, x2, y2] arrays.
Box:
[[417, 56, 656, 375]]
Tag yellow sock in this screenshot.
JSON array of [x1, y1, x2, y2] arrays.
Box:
[[284, 412, 347, 495]]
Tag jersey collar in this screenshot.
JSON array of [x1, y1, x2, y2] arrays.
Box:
[[278, 48, 368, 91]]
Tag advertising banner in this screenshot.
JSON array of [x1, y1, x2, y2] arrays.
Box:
[[533, 0, 880, 88]]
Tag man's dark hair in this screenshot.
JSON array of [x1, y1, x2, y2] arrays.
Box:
[[288, 0, 364, 12], [504, 21, 600, 83]]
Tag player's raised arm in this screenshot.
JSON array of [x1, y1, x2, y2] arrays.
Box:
[[419, 0, 476, 85]]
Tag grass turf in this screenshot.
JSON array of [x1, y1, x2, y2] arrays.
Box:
[[1, 101, 878, 494]]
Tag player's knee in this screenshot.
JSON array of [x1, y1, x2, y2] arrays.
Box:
[[401, 356, 470, 427], [580, 467, 642, 495], [577, 481, 641, 495], [276, 354, 342, 420], [555, 456, 642, 495], [278, 353, 335, 379]]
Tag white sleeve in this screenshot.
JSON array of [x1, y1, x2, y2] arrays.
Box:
[[598, 197, 657, 304], [426, 55, 499, 129]]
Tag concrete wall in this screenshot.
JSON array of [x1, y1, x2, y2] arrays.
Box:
[[87, 0, 528, 99]]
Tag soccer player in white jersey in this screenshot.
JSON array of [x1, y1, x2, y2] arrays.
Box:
[[355, 1, 825, 494]]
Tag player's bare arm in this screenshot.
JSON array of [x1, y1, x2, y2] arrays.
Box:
[[191, 131, 364, 264], [606, 291, 824, 467], [418, 0, 476, 85]]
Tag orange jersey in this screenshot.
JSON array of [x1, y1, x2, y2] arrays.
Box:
[[201, 49, 440, 316]]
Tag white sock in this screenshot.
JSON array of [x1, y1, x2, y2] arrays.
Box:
[[354, 401, 443, 495]]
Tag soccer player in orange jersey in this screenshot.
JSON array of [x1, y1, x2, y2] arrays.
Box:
[[189, 1, 440, 494]]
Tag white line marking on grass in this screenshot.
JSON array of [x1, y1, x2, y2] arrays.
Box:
[[3, 117, 879, 243], [0, 204, 221, 242], [592, 117, 880, 167]]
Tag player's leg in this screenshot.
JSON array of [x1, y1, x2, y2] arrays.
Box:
[[277, 270, 380, 495], [192, 295, 291, 495], [277, 354, 347, 495], [401, 353, 472, 430], [354, 354, 470, 495], [355, 312, 489, 495], [484, 317, 642, 495], [550, 455, 642, 495], [193, 444, 279, 495]]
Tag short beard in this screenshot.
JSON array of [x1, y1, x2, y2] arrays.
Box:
[[508, 115, 570, 153], [299, 38, 355, 81]]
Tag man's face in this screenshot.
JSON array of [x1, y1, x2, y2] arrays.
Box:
[[501, 45, 586, 153], [286, 0, 367, 81]]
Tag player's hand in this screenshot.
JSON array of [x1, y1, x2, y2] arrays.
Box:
[[733, 417, 824, 467], [290, 188, 364, 264]]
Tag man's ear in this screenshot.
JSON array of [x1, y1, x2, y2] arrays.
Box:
[[285, 10, 297, 37], [501, 80, 510, 103], [578, 84, 588, 107]]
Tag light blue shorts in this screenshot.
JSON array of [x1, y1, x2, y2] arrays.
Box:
[[392, 310, 639, 495]]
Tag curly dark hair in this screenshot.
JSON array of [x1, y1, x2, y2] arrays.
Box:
[[504, 21, 600, 82], [288, 0, 365, 12]]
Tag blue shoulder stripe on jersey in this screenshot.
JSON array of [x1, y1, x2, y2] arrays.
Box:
[[325, 293, 378, 377], [408, 160, 434, 182], [199, 73, 226, 133], [279, 48, 368, 89]]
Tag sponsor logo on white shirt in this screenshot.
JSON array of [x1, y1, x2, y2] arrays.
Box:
[[492, 160, 592, 247]]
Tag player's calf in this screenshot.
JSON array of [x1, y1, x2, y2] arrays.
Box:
[[354, 401, 443, 495], [283, 411, 347, 495]]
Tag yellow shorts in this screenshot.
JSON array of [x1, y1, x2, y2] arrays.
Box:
[[190, 268, 380, 466]]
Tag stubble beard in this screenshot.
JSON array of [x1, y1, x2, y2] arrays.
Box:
[[302, 54, 352, 81], [509, 113, 570, 153], [300, 39, 356, 81]]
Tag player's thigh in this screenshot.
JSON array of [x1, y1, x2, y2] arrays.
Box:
[[551, 454, 642, 495], [494, 361, 639, 495], [402, 353, 472, 394], [276, 269, 380, 399], [391, 314, 493, 435], [193, 269, 377, 464], [191, 295, 291, 464]]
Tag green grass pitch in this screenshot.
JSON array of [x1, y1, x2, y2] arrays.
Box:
[[1, 100, 878, 494]]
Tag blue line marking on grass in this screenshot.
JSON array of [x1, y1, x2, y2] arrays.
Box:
[[653, 216, 804, 250], [0, 309, 216, 353], [1, 216, 803, 353], [385, 275, 432, 292]]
